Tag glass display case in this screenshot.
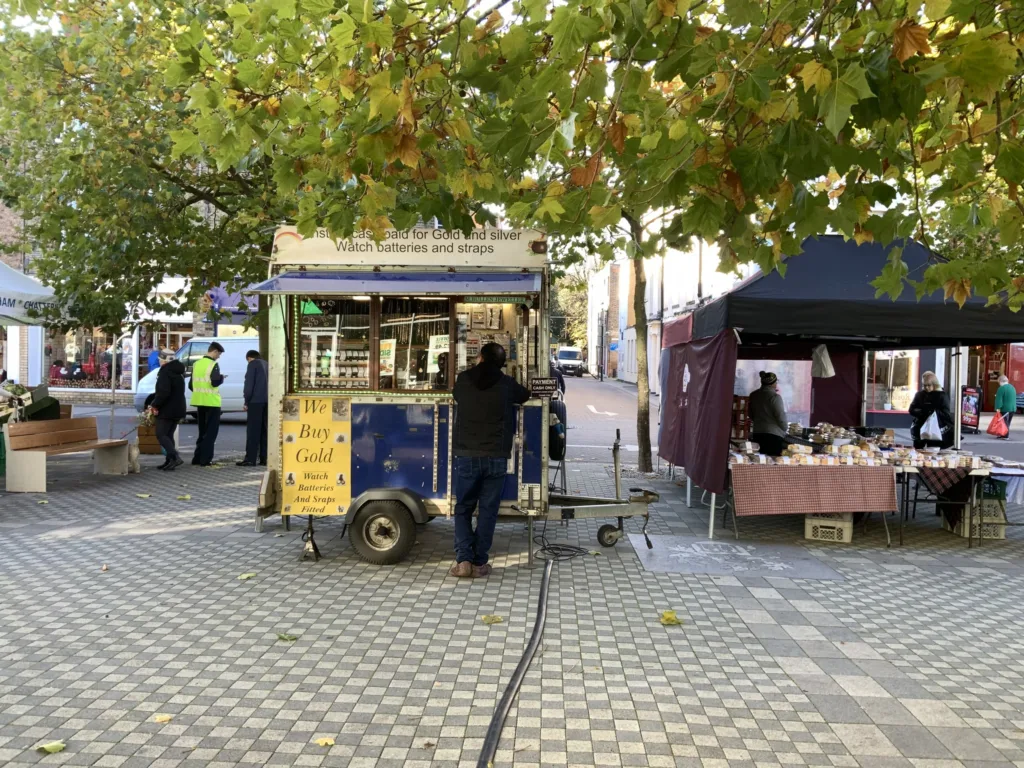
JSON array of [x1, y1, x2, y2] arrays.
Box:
[[298, 298, 372, 390]]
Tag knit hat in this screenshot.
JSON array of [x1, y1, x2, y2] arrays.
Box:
[[759, 371, 778, 386]]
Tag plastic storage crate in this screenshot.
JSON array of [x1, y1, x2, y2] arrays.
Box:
[[805, 513, 853, 543], [943, 500, 1007, 540]]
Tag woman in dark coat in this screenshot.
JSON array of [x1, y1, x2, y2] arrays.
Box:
[[149, 351, 187, 470], [908, 370, 954, 449]]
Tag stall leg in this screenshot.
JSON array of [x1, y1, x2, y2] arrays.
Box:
[[527, 515, 535, 568], [284, 514, 291, 532], [301, 515, 322, 562], [686, 476, 692, 508], [708, 493, 716, 540], [881, 511, 891, 549]]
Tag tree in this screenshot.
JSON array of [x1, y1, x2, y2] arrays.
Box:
[[6, 0, 1024, 470], [550, 282, 588, 348]]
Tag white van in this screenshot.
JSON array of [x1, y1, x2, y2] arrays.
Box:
[[134, 337, 259, 415], [556, 346, 585, 377]]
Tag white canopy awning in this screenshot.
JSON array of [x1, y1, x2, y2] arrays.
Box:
[[0, 261, 58, 325]]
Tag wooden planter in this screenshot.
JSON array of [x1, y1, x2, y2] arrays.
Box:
[[137, 424, 179, 455]]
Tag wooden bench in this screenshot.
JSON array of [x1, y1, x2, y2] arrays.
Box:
[[2, 417, 129, 493]]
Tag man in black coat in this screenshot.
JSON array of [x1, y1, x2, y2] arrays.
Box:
[[148, 351, 186, 471], [238, 350, 269, 466], [449, 342, 530, 578]]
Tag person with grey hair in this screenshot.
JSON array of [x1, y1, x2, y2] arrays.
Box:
[[909, 370, 954, 449], [995, 374, 1016, 438]]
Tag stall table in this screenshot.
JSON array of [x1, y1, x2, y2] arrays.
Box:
[[727, 464, 899, 545]]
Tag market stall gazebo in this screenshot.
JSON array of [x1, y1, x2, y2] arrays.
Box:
[[0, 260, 57, 326], [659, 235, 1024, 539]]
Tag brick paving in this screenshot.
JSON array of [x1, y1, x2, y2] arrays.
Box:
[[3, 456, 1024, 767]]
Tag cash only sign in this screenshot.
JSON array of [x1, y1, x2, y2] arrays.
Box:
[[281, 396, 352, 516]]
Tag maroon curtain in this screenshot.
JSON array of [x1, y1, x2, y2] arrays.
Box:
[[810, 350, 862, 426], [658, 331, 738, 494]]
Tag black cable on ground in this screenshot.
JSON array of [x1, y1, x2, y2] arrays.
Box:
[[532, 519, 593, 561], [477, 557, 553, 768]]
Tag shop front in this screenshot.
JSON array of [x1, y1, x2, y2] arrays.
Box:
[[965, 344, 1024, 412]]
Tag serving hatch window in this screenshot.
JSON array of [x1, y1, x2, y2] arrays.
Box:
[[291, 295, 531, 393], [297, 298, 371, 390]]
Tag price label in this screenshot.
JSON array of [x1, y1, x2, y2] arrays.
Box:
[[530, 377, 559, 398]]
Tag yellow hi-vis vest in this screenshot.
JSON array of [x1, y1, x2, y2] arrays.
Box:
[[190, 356, 221, 407]]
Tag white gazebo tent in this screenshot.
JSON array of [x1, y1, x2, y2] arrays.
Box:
[[0, 261, 57, 384]]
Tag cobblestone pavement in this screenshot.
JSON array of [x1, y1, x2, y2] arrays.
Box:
[[3, 457, 1024, 768]]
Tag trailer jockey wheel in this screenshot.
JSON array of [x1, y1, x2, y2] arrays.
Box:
[[597, 524, 621, 548], [350, 501, 416, 565]]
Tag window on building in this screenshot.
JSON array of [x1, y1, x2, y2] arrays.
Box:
[[44, 328, 133, 390], [866, 350, 920, 412]]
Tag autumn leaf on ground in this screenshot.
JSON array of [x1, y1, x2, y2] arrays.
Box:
[[481, 615, 503, 625], [893, 20, 931, 64], [314, 737, 335, 747], [238, 573, 257, 580], [176, 494, 191, 501], [277, 633, 299, 642], [136, 493, 151, 498], [37, 500, 48, 505], [153, 714, 173, 723], [100, 564, 108, 572], [660, 610, 683, 626], [35, 741, 65, 754]]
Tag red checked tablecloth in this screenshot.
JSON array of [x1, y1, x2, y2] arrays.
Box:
[[916, 467, 970, 496], [730, 465, 898, 517]]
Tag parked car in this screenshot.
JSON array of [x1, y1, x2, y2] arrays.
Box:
[[555, 346, 585, 377], [134, 336, 257, 415]]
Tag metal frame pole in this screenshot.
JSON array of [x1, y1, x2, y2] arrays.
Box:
[[709, 493, 716, 539]]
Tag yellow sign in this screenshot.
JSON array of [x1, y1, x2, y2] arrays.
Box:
[[281, 396, 352, 516]]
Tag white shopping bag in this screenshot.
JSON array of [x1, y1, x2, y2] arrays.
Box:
[[920, 412, 942, 442]]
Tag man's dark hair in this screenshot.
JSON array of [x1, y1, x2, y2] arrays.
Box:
[[480, 342, 506, 368], [246, 350, 261, 360], [208, 342, 225, 354]]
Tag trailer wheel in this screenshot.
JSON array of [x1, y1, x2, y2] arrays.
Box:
[[350, 501, 416, 564], [597, 524, 620, 548]]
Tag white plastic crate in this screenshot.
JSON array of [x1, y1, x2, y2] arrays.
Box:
[[942, 501, 1007, 540], [805, 515, 853, 543]]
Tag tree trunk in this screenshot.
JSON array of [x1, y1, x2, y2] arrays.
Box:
[[629, 224, 654, 473]]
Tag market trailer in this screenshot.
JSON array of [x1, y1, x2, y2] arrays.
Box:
[[249, 226, 655, 563]]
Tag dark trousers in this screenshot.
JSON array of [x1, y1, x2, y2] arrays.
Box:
[[751, 432, 788, 457], [453, 456, 508, 566], [155, 418, 179, 461], [1001, 411, 1014, 438], [192, 406, 222, 465], [244, 402, 268, 463]]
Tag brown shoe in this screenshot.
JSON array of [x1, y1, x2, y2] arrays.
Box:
[[472, 564, 492, 578], [448, 561, 473, 578]]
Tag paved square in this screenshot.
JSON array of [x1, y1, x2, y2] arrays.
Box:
[[3, 453, 1024, 768]]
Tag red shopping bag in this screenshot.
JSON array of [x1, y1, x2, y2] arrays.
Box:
[[988, 412, 1008, 437]]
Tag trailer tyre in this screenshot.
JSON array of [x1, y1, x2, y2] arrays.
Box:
[[350, 501, 416, 564], [597, 524, 620, 548]]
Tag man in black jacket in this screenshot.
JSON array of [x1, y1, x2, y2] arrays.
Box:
[[450, 342, 530, 578], [238, 350, 269, 466], [148, 351, 186, 471]]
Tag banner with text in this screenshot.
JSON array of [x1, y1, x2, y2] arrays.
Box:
[[281, 396, 352, 516]]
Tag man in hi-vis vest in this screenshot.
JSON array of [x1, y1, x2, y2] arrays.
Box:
[[189, 341, 226, 466]]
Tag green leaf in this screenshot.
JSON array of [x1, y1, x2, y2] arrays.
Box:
[[238, 572, 257, 580], [36, 741, 66, 754], [536, 197, 566, 222], [300, 0, 335, 16], [481, 614, 503, 625], [817, 64, 874, 138], [659, 610, 683, 626], [949, 35, 1017, 92], [871, 258, 908, 300], [277, 633, 299, 642], [681, 196, 724, 242], [589, 204, 622, 228], [729, 145, 778, 196], [995, 144, 1024, 185], [362, 20, 394, 49], [999, 208, 1024, 246], [234, 60, 261, 88], [545, 6, 601, 59], [499, 26, 530, 61], [639, 131, 662, 151], [226, 2, 250, 19], [268, 0, 296, 19]]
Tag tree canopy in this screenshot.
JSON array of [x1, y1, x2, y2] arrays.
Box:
[[4, 0, 1024, 314]]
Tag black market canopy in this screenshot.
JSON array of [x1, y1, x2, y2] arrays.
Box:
[[690, 235, 1024, 348]]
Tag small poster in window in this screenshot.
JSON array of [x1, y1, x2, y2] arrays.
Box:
[[486, 306, 502, 330], [465, 332, 481, 361], [456, 313, 470, 341], [428, 334, 449, 373], [471, 307, 486, 328], [379, 339, 396, 376]]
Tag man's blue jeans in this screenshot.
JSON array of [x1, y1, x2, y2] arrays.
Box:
[[453, 456, 508, 566]]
